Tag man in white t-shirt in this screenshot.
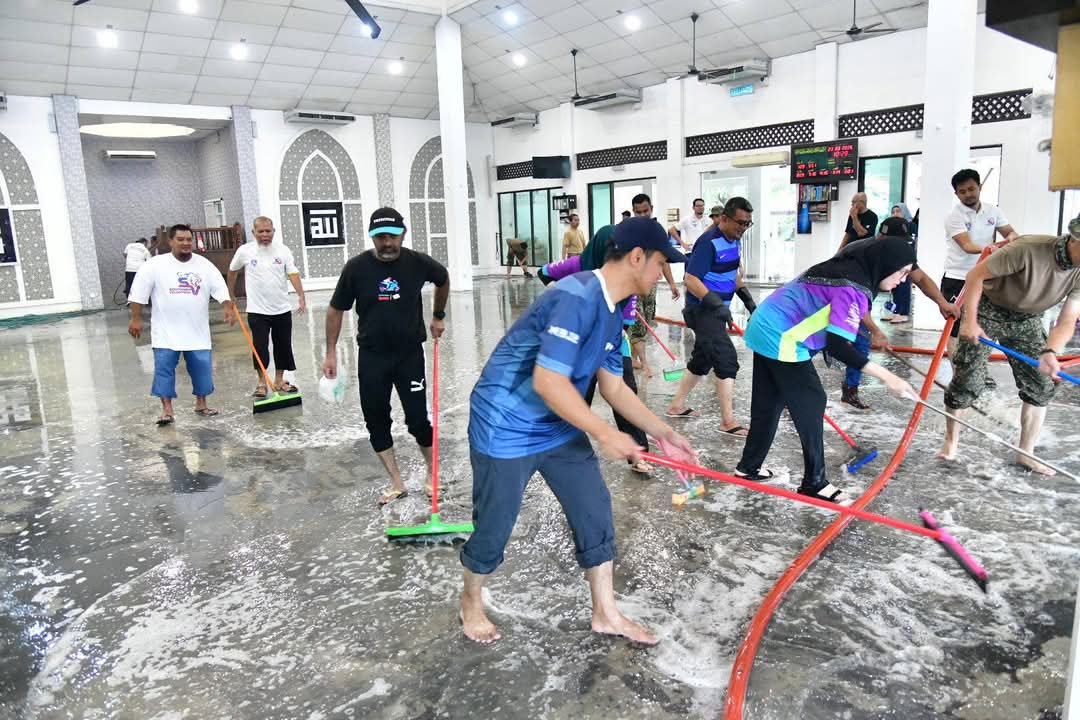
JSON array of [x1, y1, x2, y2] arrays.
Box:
[[669, 197, 708, 252], [128, 224, 234, 426], [122, 237, 151, 296], [940, 168, 1018, 360], [227, 216, 306, 398]]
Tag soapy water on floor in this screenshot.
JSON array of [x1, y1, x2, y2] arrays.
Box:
[[0, 279, 1076, 719]]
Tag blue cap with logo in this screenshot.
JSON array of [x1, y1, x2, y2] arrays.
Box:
[[612, 216, 686, 263]]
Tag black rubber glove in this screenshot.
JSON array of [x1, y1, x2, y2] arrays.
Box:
[[700, 291, 732, 323], [736, 286, 757, 314]]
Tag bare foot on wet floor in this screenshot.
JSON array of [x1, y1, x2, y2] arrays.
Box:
[[591, 611, 658, 646], [936, 440, 959, 461], [460, 602, 501, 644], [1016, 455, 1057, 476]]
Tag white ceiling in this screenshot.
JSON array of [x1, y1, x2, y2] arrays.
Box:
[[0, 0, 985, 124]]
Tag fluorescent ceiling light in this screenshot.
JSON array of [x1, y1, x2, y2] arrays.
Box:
[[512, 53, 526, 67], [388, 60, 404, 74], [177, 0, 198, 14], [97, 26, 118, 48], [230, 41, 248, 60], [80, 122, 197, 139], [624, 14, 642, 32], [502, 10, 518, 25]]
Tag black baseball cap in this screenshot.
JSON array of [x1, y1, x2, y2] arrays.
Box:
[[613, 216, 686, 263], [879, 216, 910, 237], [368, 207, 406, 237]]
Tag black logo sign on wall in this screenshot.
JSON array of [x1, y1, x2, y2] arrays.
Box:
[[0, 210, 16, 264], [302, 202, 345, 247]]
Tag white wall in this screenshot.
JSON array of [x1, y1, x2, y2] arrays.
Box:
[[491, 14, 1061, 279], [0, 95, 79, 314]]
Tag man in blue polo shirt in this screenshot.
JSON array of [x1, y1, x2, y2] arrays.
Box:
[[666, 198, 757, 435], [460, 217, 697, 646]]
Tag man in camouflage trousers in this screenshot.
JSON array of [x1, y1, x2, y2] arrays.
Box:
[[938, 228, 1080, 475]]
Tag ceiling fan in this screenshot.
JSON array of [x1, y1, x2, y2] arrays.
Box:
[[822, 0, 898, 41], [560, 49, 603, 103], [663, 14, 739, 80]]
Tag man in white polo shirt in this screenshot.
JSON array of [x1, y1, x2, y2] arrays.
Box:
[[669, 198, 709, 252], [941, 168, 1018, 361], [227, 216, 306, 398]]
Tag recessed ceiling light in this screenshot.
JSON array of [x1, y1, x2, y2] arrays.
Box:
[[361, 22, 373, 37], [230, 40, 248, 60], [80, 122, 197, 139], [502, 9, 518, 25], [389, 60, 404, 75], [512, 52, 527, 67], [624, 14, 642, 32], [177, 0, 198, 14], [97, 26, 118, 48]]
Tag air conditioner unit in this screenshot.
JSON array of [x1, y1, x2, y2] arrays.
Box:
[[0, 92, 7, 111], [490, 113, 538, 128], [104, 150, 156, 161], [285, 109, 357, 125], [574, 89, 642, 111], [731, 150, 789, 168], [699, 59, 770, 85]]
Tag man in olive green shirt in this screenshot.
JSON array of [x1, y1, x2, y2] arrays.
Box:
[[562, 214, 586, 259], [939, 230, 1080, 474]]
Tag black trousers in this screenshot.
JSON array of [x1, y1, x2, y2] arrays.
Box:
[[248, 312, 296, 373], [737, 352, 827, 493], [584, 356, 649, 452], [684, 303, 739, 380], [357, 343, 432, 453], [124, 271, 136, 295]]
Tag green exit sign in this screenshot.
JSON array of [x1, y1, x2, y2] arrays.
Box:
[[729, 83, 755, 97]]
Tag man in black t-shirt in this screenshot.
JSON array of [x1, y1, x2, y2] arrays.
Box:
[[323, 207, 450, 506], [838, 192, 879, 250]]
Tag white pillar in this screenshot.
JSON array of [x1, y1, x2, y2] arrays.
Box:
[[797, 42, 840, 272], [915, 0, 977, 328], [435, 16, 473, 291], [1067, 576, 1080, 719], [664, 77, 686, 282]]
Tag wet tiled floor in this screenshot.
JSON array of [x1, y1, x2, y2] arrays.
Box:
[[1, 277, 1077, 719]]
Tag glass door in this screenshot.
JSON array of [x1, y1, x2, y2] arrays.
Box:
[[700, 170, 758, 278], [860, 156, 905, 226], [589, 183, 613, 239]]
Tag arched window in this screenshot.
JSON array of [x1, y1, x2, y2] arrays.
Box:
[[0, 133, 50, 303], [407, 136, 478, 266], [278, 129, 364, 279]]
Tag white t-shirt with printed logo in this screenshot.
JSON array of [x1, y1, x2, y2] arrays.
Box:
[[128, 253, 230, 351], [228, 241, 299, 315], [943, 201, 1010, 279]]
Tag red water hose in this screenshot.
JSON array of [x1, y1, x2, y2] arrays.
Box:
[[720, 248, 995, 718]]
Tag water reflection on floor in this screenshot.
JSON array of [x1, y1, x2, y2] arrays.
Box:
[[1, 277, 1077, 719]]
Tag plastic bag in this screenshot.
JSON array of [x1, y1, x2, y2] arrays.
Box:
[[318, 348, 348, 403]]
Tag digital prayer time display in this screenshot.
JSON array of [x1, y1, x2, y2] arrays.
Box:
[[790, 138, 859, 184]]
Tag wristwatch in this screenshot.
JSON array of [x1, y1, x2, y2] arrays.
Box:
[[432, 310, 446, 320]]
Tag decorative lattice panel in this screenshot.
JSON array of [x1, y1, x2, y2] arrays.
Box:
[[686, 120, 813, 157], [496, 161, 533, 180], [838, 104, 924, 137], [972, 88, 1032, 124], [576, 141, 667, 170]]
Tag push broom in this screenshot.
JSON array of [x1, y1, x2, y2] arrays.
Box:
[[234, 309, 302, 414], [642, 451, 989, 591], [824, 413, 878, 473], [387, 339, 474, 543], [635, 310, 685, 381]]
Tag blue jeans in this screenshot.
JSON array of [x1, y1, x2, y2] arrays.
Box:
[[152, 349, 214, 398], [891, 278, 912, 315], [460, 434, 616, 575], [844, 328, 871, 387]]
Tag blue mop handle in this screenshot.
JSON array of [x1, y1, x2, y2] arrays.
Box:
[[978, 337, 1080, 386]]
